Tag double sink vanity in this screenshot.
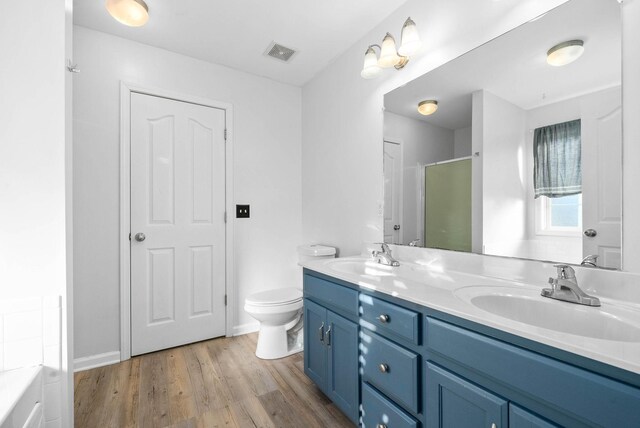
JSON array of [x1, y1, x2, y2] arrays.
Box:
[[301, 245, 640, 427]]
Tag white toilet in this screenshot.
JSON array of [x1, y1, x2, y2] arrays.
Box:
[[244, 244, 336, 359]]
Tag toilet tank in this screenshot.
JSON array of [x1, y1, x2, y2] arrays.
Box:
[[297, 244, 336, 263]]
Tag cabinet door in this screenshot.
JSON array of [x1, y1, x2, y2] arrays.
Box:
[[426, 362, 508, 428], [327, 311, 359, 423], [304, 299, 327, 392], [510, 405, 559, 428]]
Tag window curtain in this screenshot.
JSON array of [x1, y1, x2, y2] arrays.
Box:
[[533, 119, 582, 198]]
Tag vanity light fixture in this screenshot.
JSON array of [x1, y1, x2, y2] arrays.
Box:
[[105, 0, 149, 27], [418, 100, 438, 116], [361, 17, 421, 79], [546, 40, 584, 66]]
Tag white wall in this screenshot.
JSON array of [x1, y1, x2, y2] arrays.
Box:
[[454, 126, 472, 158], [301, 0, 569, 257], [480, 90, 527, 256], [73, 26, 302, 360], [384, 112, 454, 244], [0, 0, 73, 426]]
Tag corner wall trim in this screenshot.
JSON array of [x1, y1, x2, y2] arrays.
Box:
[[74, 351, 121, 372]]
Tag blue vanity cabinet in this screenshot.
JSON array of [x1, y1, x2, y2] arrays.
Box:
[[303, 274, 360, 423], [508, 405, 558, 428], [425, 362, 508, 428]]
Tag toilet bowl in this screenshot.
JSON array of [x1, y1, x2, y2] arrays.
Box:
[[244, 244, 336, 360], [244, 288, 303, 360]]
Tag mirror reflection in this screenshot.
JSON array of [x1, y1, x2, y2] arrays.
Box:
[[383, 0, 621, 269]]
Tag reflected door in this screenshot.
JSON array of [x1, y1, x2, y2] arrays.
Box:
[[581, 90, 621, 269], [130, 93, 226, 355], [384, 141, 402, 244]]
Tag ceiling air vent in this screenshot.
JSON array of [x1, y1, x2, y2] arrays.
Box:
[[264, 42, 297, 63]]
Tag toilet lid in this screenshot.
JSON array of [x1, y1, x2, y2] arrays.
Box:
[[245, 288, 303, 306]]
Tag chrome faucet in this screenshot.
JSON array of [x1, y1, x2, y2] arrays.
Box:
[[408, 239, 420, 247], [581, 254, 599, 267], [372, 243, 400, 267], [541, 264, 600, 307]]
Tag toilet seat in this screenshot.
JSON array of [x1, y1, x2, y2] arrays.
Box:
[[245, 288, 302, 307]]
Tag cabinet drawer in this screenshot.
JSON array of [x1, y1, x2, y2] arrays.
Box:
[[361, 329, 420, 413], [426, 317, 640, 427], [361, 294, 420, 345], [304, 274, 358, 316], [362, 383, 419, 428]]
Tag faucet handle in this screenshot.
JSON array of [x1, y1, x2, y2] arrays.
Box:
[[380, 243, 391, 254], [553, 264, 576, 279]]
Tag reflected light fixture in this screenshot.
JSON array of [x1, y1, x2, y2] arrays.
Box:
[[418, 100, 438, 116], [106, 0, 149, 27], [361, 17, 421, 79], [546, 40, 584, 66]]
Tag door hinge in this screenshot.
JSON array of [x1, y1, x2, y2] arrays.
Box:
[[224, 211, 227, 223], [224, 129, 227, 141], [128, 233, 131, 241], [224, 294, 228, 306]]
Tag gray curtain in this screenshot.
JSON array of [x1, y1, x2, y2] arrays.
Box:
[[533, 119, 581, 198]]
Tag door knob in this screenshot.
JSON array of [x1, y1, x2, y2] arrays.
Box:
[[134, 232, 146, 242], [584, 229, 597, 238], [393, 225, 400, 231]]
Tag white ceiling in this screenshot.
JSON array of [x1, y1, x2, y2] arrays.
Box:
[[384, 0, 621, 130], [73, 0, 409, 86]]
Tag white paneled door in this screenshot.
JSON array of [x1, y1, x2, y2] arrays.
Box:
[[130, 93, 226, 356], [384, 141, 402, 244], [581, 89, 622, 269]]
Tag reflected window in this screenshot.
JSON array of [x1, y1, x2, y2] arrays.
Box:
[[538, 194, 582, 235]]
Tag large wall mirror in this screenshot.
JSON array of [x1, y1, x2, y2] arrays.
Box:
[[383, 0, 622, 269]]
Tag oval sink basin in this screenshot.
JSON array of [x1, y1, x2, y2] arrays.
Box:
[[456, 286, 640, 342]]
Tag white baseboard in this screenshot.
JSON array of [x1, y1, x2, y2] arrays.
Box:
[[232, 322, 260, 336], [74, 351, 121, 372]]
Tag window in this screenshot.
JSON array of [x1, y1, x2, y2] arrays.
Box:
[[537, 194, 582, 235], [533, 119, 582, 236]]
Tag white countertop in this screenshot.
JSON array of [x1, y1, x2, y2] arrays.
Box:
[[302, 255, 640, 375], [0, 366, 42, 425]]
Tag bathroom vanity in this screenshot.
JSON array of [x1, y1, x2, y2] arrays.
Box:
[[302, 252, 640, 427]]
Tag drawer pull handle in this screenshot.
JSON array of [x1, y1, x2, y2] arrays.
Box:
[[378, 314, 390, 323], [377, 424, 388, 428], [318, 322, 325, 343], [379, 363, 389, 373], [325, 326, 332, 346]]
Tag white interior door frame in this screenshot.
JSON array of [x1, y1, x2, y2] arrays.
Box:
[[383, 137, 404, 244], [119, 82, 234, 361]]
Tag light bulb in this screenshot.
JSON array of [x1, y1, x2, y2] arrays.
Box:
[[398, 17, 421, 57], [105, 0, 149, 27], [418, 100, 438, 116], [378, 33, 401, 68], [547, 40, 584, 66], [361, 46, 382, 79]]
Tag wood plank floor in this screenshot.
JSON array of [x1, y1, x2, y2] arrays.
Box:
[[74, 333, 355, 428]]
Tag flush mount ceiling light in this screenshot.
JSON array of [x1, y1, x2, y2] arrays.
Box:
[[417, 100, 438, 116], [546, 40, 584, 66], [361, 17, 421, 79], [106, 0, 149, 27]]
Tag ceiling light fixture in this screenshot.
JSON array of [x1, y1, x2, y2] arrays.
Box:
[[105, 0, 149, 27], [546, 40, 584, 66], [361, 17, 421, 79], [417, 100, 438, 116]]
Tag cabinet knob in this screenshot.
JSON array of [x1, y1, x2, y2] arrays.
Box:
[[491, 424, 497, 428], [377, 424, 388, 428], [379, 363, 389, 373], [378, 314, 390, 323]]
